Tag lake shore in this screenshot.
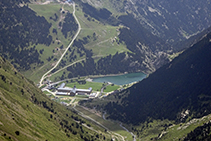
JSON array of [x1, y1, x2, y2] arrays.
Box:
[[91, 72, 147, 85], [87, 71, 147, 80]]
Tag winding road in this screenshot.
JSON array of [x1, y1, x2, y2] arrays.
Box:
[[38, 2, 131, 140], [73, 105, 125, 141], [100, 83, 111, 96], [39, 2, 81, 87]]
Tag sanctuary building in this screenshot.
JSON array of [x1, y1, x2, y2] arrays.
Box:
[[56, 83, 92, 96]]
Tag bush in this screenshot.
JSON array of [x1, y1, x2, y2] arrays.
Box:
[[15, 131, 20, 136]]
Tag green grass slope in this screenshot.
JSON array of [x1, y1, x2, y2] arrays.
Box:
[[24, 3, 76, 83], [0, 56, 112, 141]]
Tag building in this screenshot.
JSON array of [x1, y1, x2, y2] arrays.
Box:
[[89, 92, 98, 98], [76, 88, 92, 95], [56, 83, 92, 96], [61, 0, 72, 3], [59, 83, 66, 88]]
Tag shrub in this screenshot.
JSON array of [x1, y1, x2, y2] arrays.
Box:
[[15, 131, 20, 136]]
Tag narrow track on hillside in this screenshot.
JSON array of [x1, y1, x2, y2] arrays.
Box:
[[39, 2, 81, 87], [49, 55, 104, 78], [73, 105, 125, 141]]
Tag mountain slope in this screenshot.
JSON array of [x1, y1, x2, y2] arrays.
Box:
[[82, 29, 211, 125], [0, 56, 111, 141], [0, 0, 53, 70], [1, 0, 172, 83], [52, 1, 172, 80], [133, 0, 211, 43], [174, 26, 211, 52], [183, 121, 211, 141], [83, 0, 211, 45], [106, 30, 211, 124], [2, 0, 210, 84]]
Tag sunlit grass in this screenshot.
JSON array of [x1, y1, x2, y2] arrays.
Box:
[[66, 81, 103, 92]]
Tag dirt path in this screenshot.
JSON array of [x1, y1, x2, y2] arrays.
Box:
[[50, 55, 104, 78], [73, 105, 125, 141], [39, 2, 81, 87], [41, 1, 50, 5]]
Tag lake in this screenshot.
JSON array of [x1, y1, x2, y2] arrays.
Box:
[[92, 72, 147, 85]]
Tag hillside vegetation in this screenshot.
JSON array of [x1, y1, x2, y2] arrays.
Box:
[[2, 0, 211, 84], [1, 0, 173, 84], [83, 0, 211, 44], [0, 0, 51, 70], [48, 1, 172, 82], [1, 1, 211, 140], [0, 55, 112, 141]]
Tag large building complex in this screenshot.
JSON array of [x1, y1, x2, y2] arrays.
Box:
[[56, 83, 92, 96]]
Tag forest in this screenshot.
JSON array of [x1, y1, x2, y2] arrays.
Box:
[[81, 3, 112, 21], [65, 51, 138, 78], [118, 14, 170, 52], [184, 121, 211, 140], [79, 2, 119, 26], [0, 0, 52, 70], [61, 12, 78, 39]]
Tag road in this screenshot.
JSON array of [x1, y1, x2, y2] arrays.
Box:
[[120, 123, 136, 141], [103, 112, 136, 141], [51, 58, 86, 76], [39, 2, 81, 87], [50, 55, 104, 77], [100, 82, 111, 96], [42, 88, 126, 140], [73, 105, 125, 141], [43, 89, 56, 96]]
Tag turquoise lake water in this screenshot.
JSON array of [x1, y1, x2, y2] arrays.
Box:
[[92, 72, 147, 85]]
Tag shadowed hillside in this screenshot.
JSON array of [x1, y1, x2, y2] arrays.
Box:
[[81, 29, 211, 127], [103, 30, 211, 125]]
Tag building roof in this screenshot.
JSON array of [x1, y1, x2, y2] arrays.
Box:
[[59, 83, 66, 88], [89, 93, 97, 97], [57, 83, 92, 94], [71, 88, 76, 94], [58, 87, 92, 92], [76, 88, 92, 92], [56, 92, 69, 95], [57, 87, 73, 91]]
